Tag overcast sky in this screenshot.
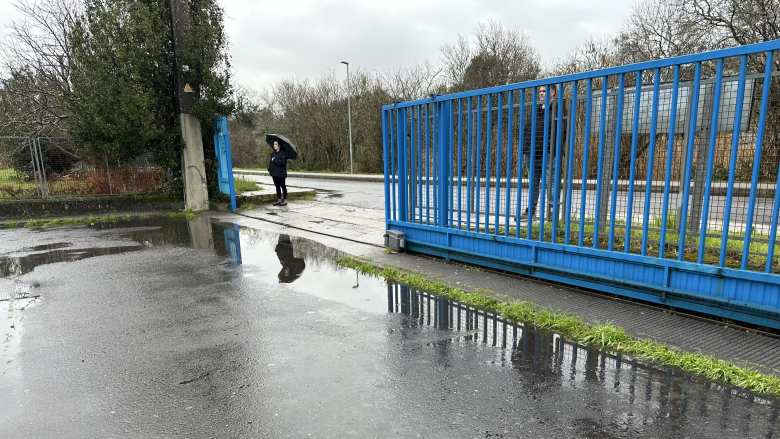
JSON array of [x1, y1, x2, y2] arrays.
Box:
[[0, 0, 636, 95]]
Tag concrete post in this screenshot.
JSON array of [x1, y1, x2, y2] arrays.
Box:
[[180, 114, 209, 211]]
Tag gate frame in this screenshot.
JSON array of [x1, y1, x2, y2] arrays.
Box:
[[382, 39, 780, 329]]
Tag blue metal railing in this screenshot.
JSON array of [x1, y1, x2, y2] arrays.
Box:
[[382, 40, 780, 329]]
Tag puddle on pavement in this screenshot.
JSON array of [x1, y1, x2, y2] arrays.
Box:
[[3, 216, 779, 436], [0, 245, 146, 278]]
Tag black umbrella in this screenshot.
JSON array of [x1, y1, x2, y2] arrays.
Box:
[[265, 133, 299, 160]]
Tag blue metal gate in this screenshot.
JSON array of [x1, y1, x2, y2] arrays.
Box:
[[382, 40, 780, 329], [213, 116, 237, 211]]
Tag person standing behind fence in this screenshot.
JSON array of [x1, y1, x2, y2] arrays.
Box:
[[520, 85, 557, 220], [268, 140, 288, 206]]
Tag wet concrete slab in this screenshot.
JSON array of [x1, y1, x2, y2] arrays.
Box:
[[0, 217, 777, 438]]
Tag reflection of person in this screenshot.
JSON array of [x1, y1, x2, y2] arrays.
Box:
[[274, 234, 305, 283], [268, 140, 288, 206], [521, 86, 557, 220]]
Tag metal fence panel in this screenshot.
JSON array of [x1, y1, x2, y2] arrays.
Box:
[[382, 39, 780, 329]]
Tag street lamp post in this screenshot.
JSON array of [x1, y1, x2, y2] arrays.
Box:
[[340, 60, 354, 174]]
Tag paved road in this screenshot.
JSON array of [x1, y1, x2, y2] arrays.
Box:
[[239, 174, 776, 235], [1, 217, 777, 438]]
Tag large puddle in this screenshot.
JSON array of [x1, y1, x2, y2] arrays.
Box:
[[2, 216, 779, 437]]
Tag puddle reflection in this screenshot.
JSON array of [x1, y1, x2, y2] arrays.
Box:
[[387, 283, 780, 438]]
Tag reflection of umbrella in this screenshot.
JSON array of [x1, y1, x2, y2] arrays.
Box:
[[275, 235, 306, 283], [265, 134, 299, 160]]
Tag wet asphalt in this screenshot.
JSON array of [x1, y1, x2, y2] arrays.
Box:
[[0, 217, 778, 438]]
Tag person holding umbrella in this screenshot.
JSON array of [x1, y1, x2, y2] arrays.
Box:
[[265, 134, 299, 206]]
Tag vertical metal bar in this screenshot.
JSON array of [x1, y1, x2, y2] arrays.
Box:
[[408, 108, 415, 221], [659, 66, 681, 259], [608, 73, 626, 251], [449, 103, 455, 228], [579, 79, 593, 247], [494, 92, 503, 232], [516, 90, 526, 239], [741, 51, 775, 270], [476, 96, 483, 232], [641, 68, 661, 256], [426, 104, 431, 223], [539, 87, 552, 241], [624, 71, 643, 252], [432, 103, 438, 224], [397, 107, 408, 222], [721, 57, 747, 267], [551, 84, 565, 243], [527, 89, 537, 239], [697, 59, 724, 264], [504, 91, 514, 236], [564, 81, 579, 243], [390, 109, 396, 221], [438, 101, 452, 227], [677, 62, 703, 261], [467, 97, 474, 231], [382, 110, 390, 226], [766, 161, 780, 272], [457, 99, 463, 229], [485, 94, 493, 232], [593, 76, 609, 248], [417, 106, 423, 222], [36, 138, 49, 198]]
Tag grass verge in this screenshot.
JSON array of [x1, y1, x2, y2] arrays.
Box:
[[336, 255, 780, 396], [0, 210, 198, 230]]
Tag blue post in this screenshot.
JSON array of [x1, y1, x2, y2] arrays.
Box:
[[641, 68, 661, 256], [720, 57, 747, 267], [659, 66, 680, 259], [494, 92, 503, 232], [476, 97, 483, 232], [467, 97, 473, 232], [767, 160, 780, 273], [438, 100, 452, 227], [564, 81, 579, 244], [538, 87, 552, 241], [608, 74, 625, 251], [624, 71, 643, 252], [485, 94, 493, 232], [592, 76, 609, 248], [425, 104, 431, 223], [677, 62, 702, 261], [516, 90, 526, 239], [416, 106, 423, 222], [398, 107, 408, 222], [504, 91, 514, 236], [389, 109, 396, 222], [551, 84, 565, 243], [696, 59, 724, 264], [382, 110, 390, 227], [527, 90, 537, 238], [578, 79, 593, 247], [741, 51, 775, 270], [457, 99, 463, 228]]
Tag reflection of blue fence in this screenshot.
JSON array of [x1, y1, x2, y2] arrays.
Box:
[[382, 40, 780, 329], [213, 116, 236, 210]]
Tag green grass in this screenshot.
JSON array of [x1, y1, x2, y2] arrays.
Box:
[[0, 168, 38, 198], [0, 210, 199, 230], [463, 216, 778, 271], [234, 179, 262, 194], [336, 255, 780, 396]]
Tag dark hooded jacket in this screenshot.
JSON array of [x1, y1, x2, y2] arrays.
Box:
[[268, 150, 288, 178]]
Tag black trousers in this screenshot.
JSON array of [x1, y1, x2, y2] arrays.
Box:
[[272, 176, 287, 199]]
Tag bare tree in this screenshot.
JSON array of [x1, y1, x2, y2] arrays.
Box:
[[687, 0, 780, 45], [442, 20, 541, 91], [0, 0, 82, 136]]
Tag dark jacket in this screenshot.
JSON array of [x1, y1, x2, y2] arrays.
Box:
[[525, 103, 565, 159], [268, 150, 287, 177]]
